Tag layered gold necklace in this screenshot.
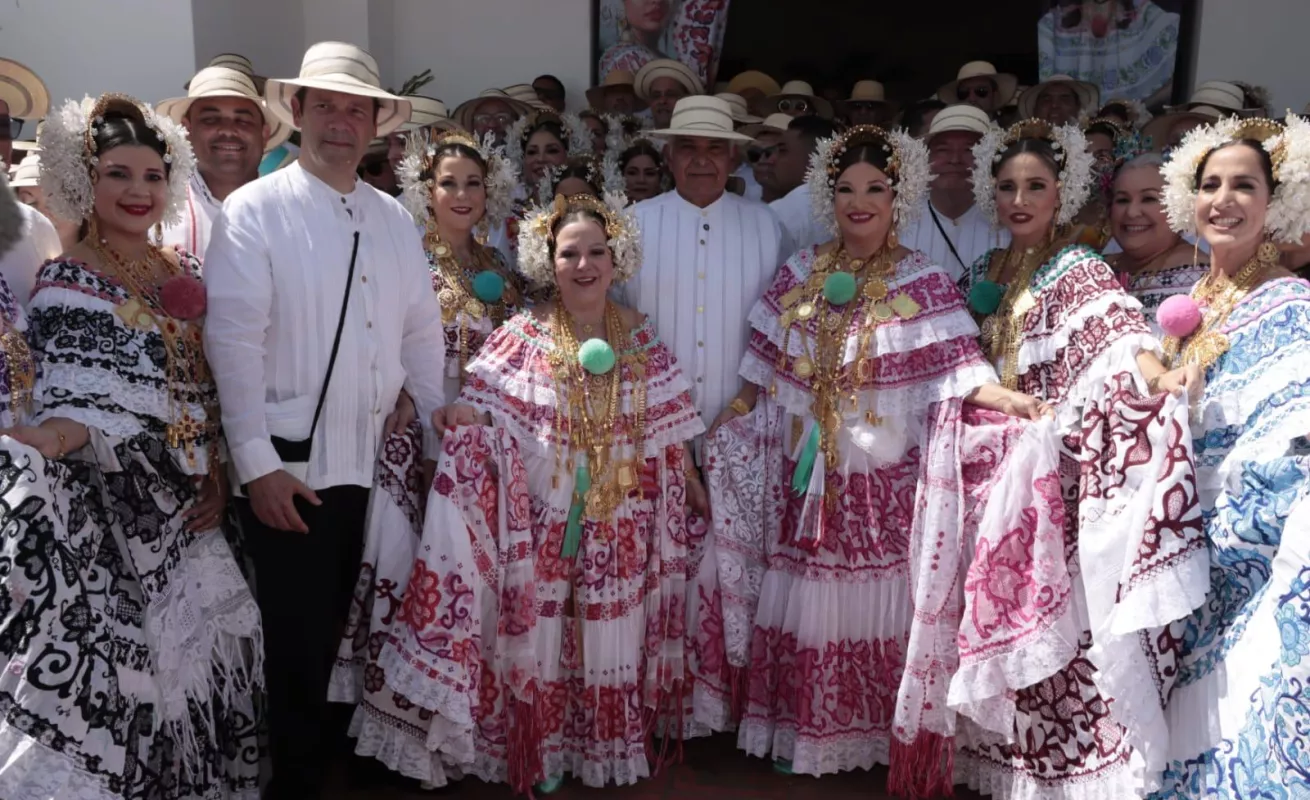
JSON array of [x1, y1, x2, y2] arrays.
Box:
[[0, 315, 34, 415], [550, 301, 647, 525], [978, 243, 1053, 390], [1161, 245, 1279, 370], [426, 224, 516, 378], [91, 236, 216, 468]]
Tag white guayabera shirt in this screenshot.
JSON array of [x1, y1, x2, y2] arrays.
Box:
[[898, 197, 1011, 283], [160, 172, 223, 259]]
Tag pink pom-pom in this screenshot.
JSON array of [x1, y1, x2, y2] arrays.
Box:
[[1158, 294, 1201, 338], [160, 275, 207, 321]]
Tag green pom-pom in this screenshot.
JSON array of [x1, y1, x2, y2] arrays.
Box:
[[824, 272, 857, 305], [578, 338, 616, 375], [968, 280, 1004, 315], [472, 270, 505, 303]]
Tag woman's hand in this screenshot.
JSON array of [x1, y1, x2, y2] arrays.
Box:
[[685, 467, 710, 519], [1150, 363, 1204, 403], [385, 389, 417, 437], [432, 404, 486, 433], [707, 405, 741, 439], [185, 470, 229, 532], [1000, 390, 1054, 421], [1, 425, 68, 459]]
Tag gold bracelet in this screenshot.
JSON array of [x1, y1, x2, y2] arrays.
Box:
[[729, 397, 751, 416], [54, 430, 67, 459], [684, 461, 701, 482]]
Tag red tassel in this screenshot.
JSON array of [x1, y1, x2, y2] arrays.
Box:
[[508, 688, 544, 797], [888, 732, 955, 799]]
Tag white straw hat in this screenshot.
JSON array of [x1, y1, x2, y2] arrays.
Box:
[[401, 95, 460, 133], [938, 61, 1018, 107], [714, 92, 762, 124], [1141, 81, 1257, 148], [740, 112, 793, 139], [188, 53, 267, 93], [264, 42, 412, 136], [648, 96, 753, 142], [504, 83, 552, 111], [847, 80, 888, 103], [926, 104, 994, 141], [1017, 75, 1100, 119], [158, 67, 292, 151], [0, 58, 49, 120], [763, 80, 834, 119], [635, 59, 705, 100], [9, 153, 39, 188], [452, 89, 535, 132]]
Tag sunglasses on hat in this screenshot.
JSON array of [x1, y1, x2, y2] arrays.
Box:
[[778, 98, 809, 114], [847, 101, 883, 112], [0, 117, 22, 141]]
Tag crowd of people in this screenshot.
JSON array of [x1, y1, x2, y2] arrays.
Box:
[[0, 35, 1307, 800]]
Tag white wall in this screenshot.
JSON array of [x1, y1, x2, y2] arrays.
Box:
[[1193, 0, 1310, 115], [191, 0, 305, 85], [389, 0, 593, 111], [0, 0, 196, 111]]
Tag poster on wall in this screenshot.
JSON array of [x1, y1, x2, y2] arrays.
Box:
[[1038, 0, 1185, 108], [595, 0, 733, 88]]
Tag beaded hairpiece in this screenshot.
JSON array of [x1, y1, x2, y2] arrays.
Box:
[[971, 118, 1094, 227], [398, 127, 519, 232], [518, 192, 642, 285], [1079, 97, 1153, 131], [504, 110, 590, 169], [805, 124, 930, 237], [535, 152, 626, 207], [39, 93, 195, 225], [1162, 113, 1310, 243], [1086, 116, 1147, 201]]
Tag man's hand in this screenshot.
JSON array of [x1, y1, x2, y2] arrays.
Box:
[[385, 389, 417, 437], [185, 470, 230, 532], [247, 469, 321, 533]]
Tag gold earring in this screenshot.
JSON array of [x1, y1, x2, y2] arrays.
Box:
[[1258, 238, 1280, 264], [153, 222, 162, 244], [887, 229, 898, 250], [86, 215, 101, 244]]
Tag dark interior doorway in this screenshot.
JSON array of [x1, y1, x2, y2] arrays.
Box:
[[717, 0, 1042, 108]]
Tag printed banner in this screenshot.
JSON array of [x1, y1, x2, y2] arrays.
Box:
[[1038, 0, 1185, 106], [596, 0, 733, 89]]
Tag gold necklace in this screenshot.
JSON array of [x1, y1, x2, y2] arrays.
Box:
[[1161, 247, 1277, 370], [427, 224, 516, 379], [89, 236, 217, 469], [979, 243, 1052, 390], [0, 314, 34, 415], [549, 301, 648, 523]]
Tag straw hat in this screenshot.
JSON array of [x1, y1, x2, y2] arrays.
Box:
[[762, 80, 834, 119], [158, 66, 292, 151], [264, 42, 412, 136], [504, 83, 552, 111], [585, 70, 647, 110], [400, 96, 460, 133], [649, 96, 753, 142], [937, 61, 1018, 107], [726, 70, 781, 99], [0, 59, 49, 120], [847, 80, 888, 104], [9, 153, 39, 188], [188, 53, 267, 94], [1141, 81, 1256, 149], [925, 104, 993, 141], [452, 89, 535, 132], [740, 112, 793, 139], [635, 59, 705, 101], [1017, 75, 1100, 119], [714, 92, 762, 124]]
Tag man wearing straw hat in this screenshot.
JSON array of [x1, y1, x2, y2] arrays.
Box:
[[937, 60, 1018, 118], [586, 69, 645, 114], [157, 65, 293, 256], [899, 104, 1010, 281], [203, 41, 446, 799], [635, 58, 705, 129], [384, 95, 458, 189], [769, 114, 837, 253], [623, 96, 791, 437], [0, 58, 60, 306]]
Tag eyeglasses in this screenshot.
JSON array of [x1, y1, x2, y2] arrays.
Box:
[[778, 98, 810, 114], [0, 117, 21, 141], [957, 85, 993, 101], [648, 89, 687, 102], [473, 112, 516, 127], [746, 144, 779, 163], [847, 101, 883, 112]]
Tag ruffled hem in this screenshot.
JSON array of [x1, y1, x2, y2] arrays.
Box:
[[0, 724, 123, 800], [1015, 289, 1153, 375], [348, 702, 458, 787], [956, 750, 1136, 800]]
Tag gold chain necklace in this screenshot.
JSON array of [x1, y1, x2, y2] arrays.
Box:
[[549, 302, 648, 523], [979, 243, 1052, 390], [0, 311, 34, 415], [90, 236, 216, 469], [1161, 247, 1277, 370], [427, 225, 515, 380]]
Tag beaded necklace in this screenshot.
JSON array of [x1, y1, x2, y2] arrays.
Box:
[[427, 225, 517, 380], [1161, 245, 1278, 370], [977, 243, 1054, 390]]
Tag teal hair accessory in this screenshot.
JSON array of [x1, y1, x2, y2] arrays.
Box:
[[968, 280, 1005, 315], [578, 338, 616, 375], [472, 270, 505, 303], [823, 272, 857, 305], [790, 425, 820, 496]]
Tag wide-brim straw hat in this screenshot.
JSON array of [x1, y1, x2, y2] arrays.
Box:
[[649, 96, 754, 142], [9, 153, 39, 188], [1017, 74, 1101, 119], [925, 103, 993, 141], [740, 112, 793, 139], [1141, 81, 1257, 147], [452, 89, 535, 132], [188, 53, 267, 94], [401, 95, 461, 133], [585, 70, 647, 111], [264, 41, 411, 137], [727, 70, 781, 98], [635, 59, 705, 101], [846, 80, 889, 104], [159, 66, 292, 151], [714, 92, 762, 124], [937, 61, 1018, 107], [504, 83, 552, 111], [0, 58, 49, 120], [762, 80, 834, 120]]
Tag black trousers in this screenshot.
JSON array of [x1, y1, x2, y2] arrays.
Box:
[[238, 485, 369, 800]]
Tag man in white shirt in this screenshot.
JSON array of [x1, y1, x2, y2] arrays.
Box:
[[203, 43, 444, 800], [769, 115, 837, 254], [0, 59, 60, 304], [635, 59, 704, 130], [157, 66, 291, 257], [625, 96, 791, 440], [900, 104, 1010, 281]]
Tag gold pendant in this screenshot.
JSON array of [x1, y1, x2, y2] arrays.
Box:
[[437, 288, 456, 307], [890, 293, 921, 320], [863, 278, 888, 301], [780, 286, 805, 308], [865, 410, 883, 426], [116, 298, 155, 331], [795, 302, 816, 321], [872, 303, 894, 322], [434, 243, 451, 257], [825, 313, 844, 331], [1012, 290, 1036, 317], [464, 298, 486, 318], [793, 356, 814, 378], [617, 462, 637, 492]]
